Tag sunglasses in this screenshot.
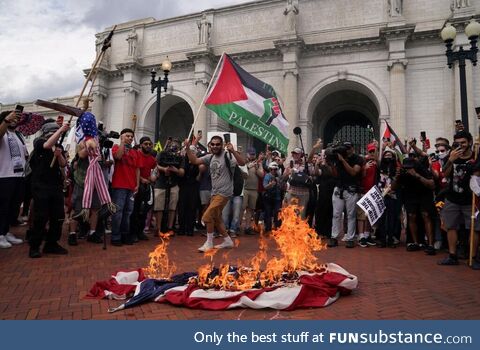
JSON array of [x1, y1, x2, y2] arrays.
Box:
[[210, 143, 222, 146]]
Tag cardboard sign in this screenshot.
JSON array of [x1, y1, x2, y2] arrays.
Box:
[[357, 186, 386, 226]]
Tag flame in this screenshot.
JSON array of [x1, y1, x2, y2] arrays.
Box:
[[143, 231, 176, 279], [144, 203, 326, 290]]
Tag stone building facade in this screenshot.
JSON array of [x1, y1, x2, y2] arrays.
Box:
[[3, 0, 480, 153]]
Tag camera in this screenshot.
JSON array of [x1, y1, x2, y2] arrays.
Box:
[[324, 141, 348, 164], [97, 122, 119, 149], [157, 139, 183, 167]]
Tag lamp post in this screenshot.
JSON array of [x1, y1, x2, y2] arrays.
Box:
[[151, 57, 172, 142], [441, 19, 480, 132]]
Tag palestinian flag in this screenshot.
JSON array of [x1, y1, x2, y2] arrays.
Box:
[[205, 53, 289, 153], [379, 119, 407, 161]]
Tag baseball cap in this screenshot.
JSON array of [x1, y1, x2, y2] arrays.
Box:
[[343, 141, 353, 149], [268, 161, 279, 169], [41, 122, 60, 135], [291, 147, 303, 154], [247, 147, 257, 155], [367, 143, 376, 152]]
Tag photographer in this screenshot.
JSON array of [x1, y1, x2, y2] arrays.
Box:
[[393, 154, 436, 255], [152, 138, 185, 234], [111, 128, 139, 246], [326, 141, 363, 248], [438, 131, 480, 268], [282, 147, 312, 219]]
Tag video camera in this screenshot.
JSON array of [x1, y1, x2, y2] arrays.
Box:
[[157, 138, 183, 167], [97, 122, 119, 149], [324, 140, 348, 164]]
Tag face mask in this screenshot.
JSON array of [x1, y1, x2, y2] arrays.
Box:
[[438, 153, 448, 160]]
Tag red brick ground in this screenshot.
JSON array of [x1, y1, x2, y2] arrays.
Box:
[[1, 226, 479, 320]]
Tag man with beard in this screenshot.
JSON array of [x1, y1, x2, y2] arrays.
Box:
[[0, 110, 27, 248], [185, 136, 246, 252], [439, 131, 480, 268], [130, 137, 156, 241]]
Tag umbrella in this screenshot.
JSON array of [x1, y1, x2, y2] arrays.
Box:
[[16, 113, 45, 136]]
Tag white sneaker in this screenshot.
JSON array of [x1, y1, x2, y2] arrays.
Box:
[[6, 232, 23, 245], [434, 241, 442, 250], [214, 238, 234, 249], [198, 241, 214, 252], [0, 236, 12, 249]]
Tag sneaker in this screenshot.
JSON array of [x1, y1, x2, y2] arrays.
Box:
[[5, 232, 23, 245], [358, 238, 368, 248], [406, 243, 421, 252], [327, 238, 338, 247], [87, 232, 103, 244], [345, 240, 355, 248], [29, 247, 41, 258], [438, 256, 459, 265], [137, 233, 149, 241], [214, 239, 234, 249], [43, 242, 68, 255], [434, 241, 442, 250], [365, 236, 376, 246], [229, 230, 237, 238], [0, 236, 12, 249], [392, 237, 400, 245], [424, 245, 436, 256], [198, 241, 214, 252], [68, 234, 78, 246]]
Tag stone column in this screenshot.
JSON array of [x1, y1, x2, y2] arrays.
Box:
[[275, 37, 304, 153], [91, 91, 106, 122], [123, 87, 138, 130], [388, 59, 408, 139]]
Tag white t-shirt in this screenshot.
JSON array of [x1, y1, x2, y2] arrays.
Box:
[[0, 130, 27, 178]]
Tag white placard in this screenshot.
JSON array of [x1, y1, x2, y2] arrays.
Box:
[[206, 132, 237, 149], [356, 186, 386, 226]]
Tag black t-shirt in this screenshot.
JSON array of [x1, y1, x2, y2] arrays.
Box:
[[178, 156, 199, 186], [397, 164, 434, 202], [31, 138, 64, 190], [335, 154, 364, 188], [154, 154, 185, 189], [445, 154, 476, 205]]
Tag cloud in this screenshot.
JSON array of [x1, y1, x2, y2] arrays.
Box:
[[0, 0, 252, 105]]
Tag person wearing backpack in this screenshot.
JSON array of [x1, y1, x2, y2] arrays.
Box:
[[185, 135, 246, 252], [0, 110, 27, 248], [222, 164, 248, 238]]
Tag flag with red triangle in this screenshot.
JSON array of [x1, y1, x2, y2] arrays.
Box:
[[379, 119, 407, 160], [205, 53, 289, 153]]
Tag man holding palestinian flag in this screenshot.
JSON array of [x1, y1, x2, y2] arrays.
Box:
[[379, 119, 407, 161], [200, 53, 290, 154]]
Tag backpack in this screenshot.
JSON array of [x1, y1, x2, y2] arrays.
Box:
[[233, 165, 244, 196]]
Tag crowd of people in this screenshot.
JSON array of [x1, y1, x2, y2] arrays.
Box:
[[1, 108, 479, 270]]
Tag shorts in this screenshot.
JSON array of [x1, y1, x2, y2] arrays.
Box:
[[356, 205, 367, 221], [243, 189, 258, 210], [403, 195, 435, 215], [154, 186, 179, 211], [199, 190, 211, 206], [202, 194, 229, 226], [72, 184, 100, 217], [440, 199, 480, 231]]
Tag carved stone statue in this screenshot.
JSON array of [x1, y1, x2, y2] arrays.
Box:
[[197, 14, 211, 45], [388, 0, 403, 17], [453, 0, 470, 8], [283, 0, 299, 33], [126, 28, 138, 57]]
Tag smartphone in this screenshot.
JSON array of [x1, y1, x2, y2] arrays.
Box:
[[223, 133, 231, 144], [420, 131, 426, 142], [290, 160, 294, 169], [197, 130, 202, 137], [14, 104, 24, 113], [452, 142, 460, 149]]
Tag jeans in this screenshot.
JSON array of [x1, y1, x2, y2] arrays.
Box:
[[331, 187, 358, 241], [377, 196, 401, 244], [111, 188, 134, 242], [263, 196, 281, 232], [222, 196, 243, 233]]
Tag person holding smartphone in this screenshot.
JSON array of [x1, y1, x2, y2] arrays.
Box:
[[0, 109, 27, 249], [439, 131, 480, 268]]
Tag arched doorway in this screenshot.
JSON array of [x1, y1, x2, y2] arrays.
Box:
[[142, 95, 194, 145], [311, 85, 380, 155]]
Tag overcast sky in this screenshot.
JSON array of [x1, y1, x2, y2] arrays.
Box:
[[0, 0, 253, 105]]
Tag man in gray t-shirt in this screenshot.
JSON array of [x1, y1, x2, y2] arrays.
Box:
[[185, 136, 245, 252]]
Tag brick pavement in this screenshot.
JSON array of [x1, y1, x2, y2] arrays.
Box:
[[1, 226, 479, 320]]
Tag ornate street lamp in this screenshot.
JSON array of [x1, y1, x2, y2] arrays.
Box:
[[151, 57, 172, 142], [441, 19, 480, 132]]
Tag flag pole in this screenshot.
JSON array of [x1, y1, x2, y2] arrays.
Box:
[[187, 52, 226, 141]]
